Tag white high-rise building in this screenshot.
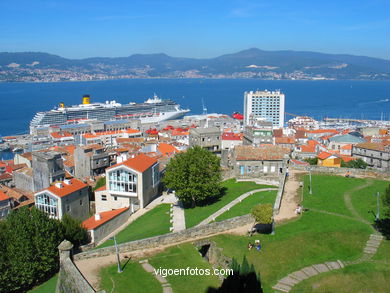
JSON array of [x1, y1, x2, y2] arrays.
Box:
[[244, 90, 285, 128]]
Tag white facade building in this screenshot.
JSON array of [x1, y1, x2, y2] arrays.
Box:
[[244, 90, 285, 128]]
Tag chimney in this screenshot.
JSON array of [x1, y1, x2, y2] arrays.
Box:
[[55, 182, 63, 189], [64, 179, 72, 185], [95, 213, 101, 221]]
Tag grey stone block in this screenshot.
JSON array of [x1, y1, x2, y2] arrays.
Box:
[[302, 266, 319, 277], [289, 271, 309, 281], [272, 283, 292, 293], [337, 260, 345, 268], [141, 262, 155, 273], [313, 264, 330, 273], [325, 261, 341, 270], [279, 276, 300, 286]]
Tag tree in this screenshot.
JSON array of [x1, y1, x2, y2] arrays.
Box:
[[383, 184, 390, 216], [61, 214, 89, 247], [304, 157, 318, 165], [93, 176, 106, 191], [251, 204, 273, 224], [0, 207, 64, 293], [341, 158, 368, 169], [163, 146, 222, 207]]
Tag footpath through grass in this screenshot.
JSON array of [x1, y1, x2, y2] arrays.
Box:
[[97, 204, 171, 248], [28, 275, 58, 293], [185, 179, 273, 228], [99, 261, 162, 293], [148, 243, 221, 292], [215, 190, 278, 222]]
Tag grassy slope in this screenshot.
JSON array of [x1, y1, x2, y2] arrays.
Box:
[[185, 179, 272, 228], [97, 204, 171, 249], [290, 262, 390, 293], [99, 261, 162, 293], [148, 243, 221, 293], [28, 275, 58, 293], [215, 190, 278, 222]]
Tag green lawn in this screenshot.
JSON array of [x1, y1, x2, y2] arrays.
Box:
[[97, 204, 171, 248], [185, 179, 273, 228], [28, 275, 58, 293], [215, 190, 278, 222], [148, 243, 221, 293], [290, 262, 390, 293], [350, 179, 389, 222], [99, 261, 162, 293], [303, 174, 365, 217]]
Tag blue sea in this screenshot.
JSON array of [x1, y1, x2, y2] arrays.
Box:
[[0, 79, 389, 137]]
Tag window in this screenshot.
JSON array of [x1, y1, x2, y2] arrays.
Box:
[[101, 195, 107, 201], [152, 164, 160, 187], [108, 168, 137, 192], [66, 205, 71, 212], [35, 192, 58, 218], [113, 196, 117, 201], [79, 199, 83, 205]]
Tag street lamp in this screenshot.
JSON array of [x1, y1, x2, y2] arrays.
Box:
[[109, 235, 122, 273], [374, 192, 380, 221], [309, 167, 313, 195]]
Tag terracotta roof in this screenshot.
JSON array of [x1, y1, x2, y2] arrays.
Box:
[[273, 129, 283, 138], [50, 131, 73, 139], [0, 173, 12, 180], [355, 142, 387, 151], [44, 178, 88, 198], [14, 166, 33, 176], [108, 153, 158, 173], [116, 137, 145, 144], [125, 128, 141, 134], [0, 190, 9, 201], [158, 143, 179, 155], [171, 130, 189, 136], [317, 151, 339, 160], [83, 133, 99, 139], [340, 155, 355, 163], [341, 144, 352, 150], [295, 129, 307, 139], [95, 185, 106, 192], [235, 145, 290, 161], [222, 132, 242, 141], [275, 137, 295, 144], [291, 159, 309, 166], [63, 155, 75, 167], [299, 140, 319, 153], [20, 152, 33, 161], [0, 185, 34, 201], [83, 207, 129, 230]]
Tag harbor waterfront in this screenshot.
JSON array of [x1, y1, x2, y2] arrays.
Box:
[[0, 79, 390, 136]]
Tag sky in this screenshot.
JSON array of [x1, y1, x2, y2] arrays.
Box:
[[0, 0, 389, 60]]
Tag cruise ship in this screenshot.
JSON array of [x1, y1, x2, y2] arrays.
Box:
[[30, 94, 190, 132]]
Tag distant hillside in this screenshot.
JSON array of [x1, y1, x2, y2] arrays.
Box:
[[1, 48, 389, 82]]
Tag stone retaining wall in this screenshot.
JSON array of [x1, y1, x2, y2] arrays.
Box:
[[292, 165, 390, 178], [273, 173, 287, 214], [74, 214, 253, 261]]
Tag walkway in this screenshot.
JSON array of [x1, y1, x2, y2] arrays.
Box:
[[272, 180, 384, 293], [139, 259, 173, 293], [196, 188, 278, 227], [171, 201, 186, 232], [274, 170, 304, 222]]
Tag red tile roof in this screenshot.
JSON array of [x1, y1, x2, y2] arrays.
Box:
[[45, 178, 88, 198], [306, 129, 339, 134], [317, 151, 339, 160], [158, 143, 179, 156], [50, 131, 73, 139], [222, 132, 242, 141], [108, 153, 157, 173], [299, 140, 319, 153], [341, 144, 352, 150], [95, 185, 106, 192], [0, 190, 10, 201], [83, 207, 129, 230], [275, 137, 295, 144]]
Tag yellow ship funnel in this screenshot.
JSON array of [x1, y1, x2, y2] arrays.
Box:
[[82, 95, 91, 104], [59, 102, 65, 108]]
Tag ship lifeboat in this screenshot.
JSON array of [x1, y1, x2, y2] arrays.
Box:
[[232, 112, 244, 120]]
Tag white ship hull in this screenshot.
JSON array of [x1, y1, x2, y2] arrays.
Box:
[[139, 109, 190, 124]]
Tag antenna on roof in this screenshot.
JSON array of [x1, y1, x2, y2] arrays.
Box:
[[202, 99, 207, 115]]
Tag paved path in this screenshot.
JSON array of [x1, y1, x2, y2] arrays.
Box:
[[272, 180, 384, 293], [196, 188, 278, 227], [172, 201, 186, 232], [139, 259, 173, 293], [274, 170, 304, 222]]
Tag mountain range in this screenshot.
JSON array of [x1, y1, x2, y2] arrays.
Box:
[[1, 48, 390, 82]]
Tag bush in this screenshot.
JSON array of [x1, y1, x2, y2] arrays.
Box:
[[341, 158, 368, 169], [93, 177, 106, 191], [251, 204, 273, 224], [304, 157, 318, 165], [61, 214, 89, 247]]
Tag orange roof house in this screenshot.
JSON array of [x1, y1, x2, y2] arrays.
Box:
[[317, 152, 341, 168]]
